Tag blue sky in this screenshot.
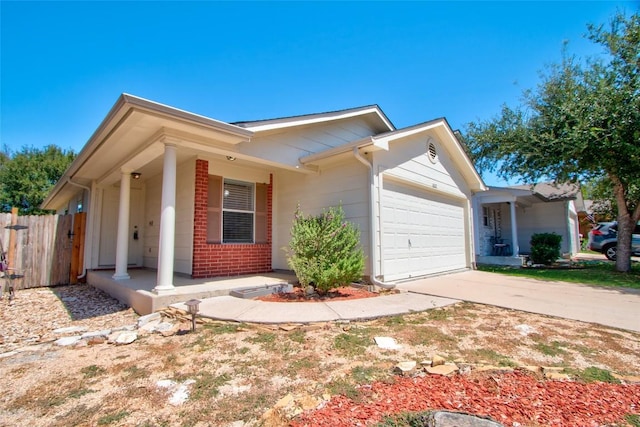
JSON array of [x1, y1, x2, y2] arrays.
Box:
[[1, 1, 636, 186]]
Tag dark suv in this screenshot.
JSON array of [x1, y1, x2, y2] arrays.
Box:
[[587, 221, 640, 260]]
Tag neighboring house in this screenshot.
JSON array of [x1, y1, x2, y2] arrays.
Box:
[[42, 94, 486, 294], [473, 182, 582, 265]]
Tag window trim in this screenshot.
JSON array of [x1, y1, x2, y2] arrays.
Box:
[[222, 179, 255, 244], [206, 175, 268, 245]]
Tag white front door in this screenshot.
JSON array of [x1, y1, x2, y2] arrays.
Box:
[[98, 187, 144, 267], [381, 180, 467, 281]]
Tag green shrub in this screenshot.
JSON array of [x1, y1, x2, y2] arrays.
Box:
[[287, 205, 365, 294], [530, 232, 562, 265]]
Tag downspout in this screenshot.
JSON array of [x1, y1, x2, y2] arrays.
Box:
[[66, 179, 90, 280], [352, 147, 395, 289]]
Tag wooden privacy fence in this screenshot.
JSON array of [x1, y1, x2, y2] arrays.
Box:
[[0, 211, 82, 290]]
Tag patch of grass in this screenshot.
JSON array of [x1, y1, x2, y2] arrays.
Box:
[[333, 328, 374, 356], [246, 332, 278, 351], [288, 329, 306, 344], [123, 365, 150, 380], [236, 346, 250, 355], [52, 404, 96, 427], [204, 322, 243, 334], [327, 377, 362, 401], [626, 414, 640, 427], [189, 372, 230, 400], [350, 365, 385, 384], [137, 420, 171, 427], [575, 366, 621, 383], [289, 357, 317, 372], [81, 364, 106, 378], [478, 261, 640, 289], [97, 410, 130, 425], [535, 341, 568, 357], [384, 315, 406, 326], [426, 308, 451, 321], [406, 326, 457, 349], [67, 388, 96, 399], [466, 348, 518, 367], [376, 411, 432, 426]]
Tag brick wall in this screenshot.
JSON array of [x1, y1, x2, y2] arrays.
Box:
[[192, 159, 273, 278]]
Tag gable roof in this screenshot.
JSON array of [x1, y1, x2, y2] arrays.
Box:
[[233, 104, 395, 134], [508, 182, 581, 202], [300, 117, 486, 192]]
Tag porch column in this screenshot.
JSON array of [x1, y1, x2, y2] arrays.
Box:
[[154, 143, 177, 294], [510, 200, 520, 257], [113, 170, 131, 280]]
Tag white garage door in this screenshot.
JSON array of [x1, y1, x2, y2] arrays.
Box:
[[381, 180, 467, 281]]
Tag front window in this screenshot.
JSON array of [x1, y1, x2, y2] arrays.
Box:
[[207, 175, 268, 244], [222, 179, 254, 243], [483, 206, 490, 227]]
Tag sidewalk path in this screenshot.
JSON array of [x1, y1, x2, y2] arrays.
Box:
[[174, 292, 460, 324], [398, 270, 640, 332]]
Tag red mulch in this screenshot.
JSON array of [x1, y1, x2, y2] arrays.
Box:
[[291, 371, 640, 427], [256, 286, 380, 303]]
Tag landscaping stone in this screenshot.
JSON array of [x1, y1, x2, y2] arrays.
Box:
[[425, 364, 459, 376], [138, 318, 162, 332], [137, 312, 161, 328], [374, 336, 402, 350], [81, 329, 111, 339], [53, 326, 87, 334], [545, 372, 570, 380], [514, 324, 536, 336], [54, 336, 82, 346], [394, 361, 417, 375], [431, 355, 446, 366], [426, 411, 504, 427], [113, 331, 137, 345]]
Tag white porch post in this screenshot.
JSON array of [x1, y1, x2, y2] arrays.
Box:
[[113, 170, 131, 280], [154, 143, 177, 294], [510, 200, 520, 257]]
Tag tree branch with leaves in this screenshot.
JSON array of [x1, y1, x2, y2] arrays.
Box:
[[464, 12, 640, 272]]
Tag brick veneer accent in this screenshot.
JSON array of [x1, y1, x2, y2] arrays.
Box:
[[192, 159, 273, 278]]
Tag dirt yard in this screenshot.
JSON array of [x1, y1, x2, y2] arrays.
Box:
[[1, 284, 639, 426]]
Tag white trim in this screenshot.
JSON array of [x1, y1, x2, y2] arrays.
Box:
[[239, 106, 394, 133]]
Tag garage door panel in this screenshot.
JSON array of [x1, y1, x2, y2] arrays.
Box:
[[382, 180, 467, 281]]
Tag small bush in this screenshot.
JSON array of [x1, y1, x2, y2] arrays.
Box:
[[530, 232, 562, 265], [287, 205, 365, 294]]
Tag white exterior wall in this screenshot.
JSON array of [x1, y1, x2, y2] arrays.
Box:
[[502, 201, 571, 254], [374, 135, 470, 200], [144, 158, 196, 274], [243, 118, 379, 167], [273, 158, 370, 273], [372, 134, 474, 280]]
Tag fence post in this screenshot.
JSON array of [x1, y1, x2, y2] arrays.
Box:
[[7, 207, 18, 273]]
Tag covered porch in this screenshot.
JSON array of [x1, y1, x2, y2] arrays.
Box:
[[473, 183, 581, 266], [88, 269, 295, 315]]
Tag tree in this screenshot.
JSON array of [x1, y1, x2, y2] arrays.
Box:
[[0, 145, 76, 215], [464, 12, 640, 272]]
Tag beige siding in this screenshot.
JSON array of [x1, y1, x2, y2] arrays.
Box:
[[143, 158, 195, 274], [242, 118, 379, 167], [273, 158, 371, 273], [502, 202, 572, 254], [374, 134, 470, 200]]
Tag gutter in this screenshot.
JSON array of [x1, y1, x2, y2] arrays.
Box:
[[352, 147, 395, 290], [66, 179, 90, 280]]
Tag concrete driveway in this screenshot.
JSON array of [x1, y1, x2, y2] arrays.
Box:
[[398, 270, 640, 332]]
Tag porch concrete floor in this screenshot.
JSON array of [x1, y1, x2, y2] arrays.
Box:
[[87, 269, 295, 315]]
